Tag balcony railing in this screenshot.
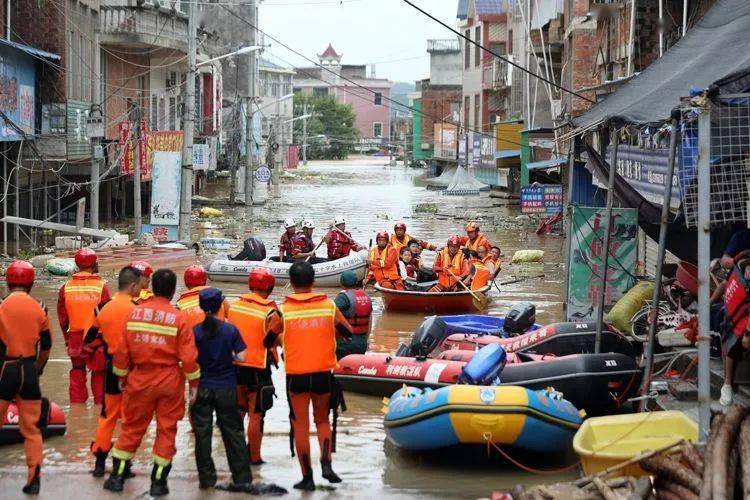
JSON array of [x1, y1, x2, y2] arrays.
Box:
[[100, 5, 188, 51], [483, 58, 510, 90]]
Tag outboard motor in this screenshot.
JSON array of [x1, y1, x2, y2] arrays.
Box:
[[459, 344, 507, 386], [231, 237, 267, 261], [504, 302, 536, 336], [396, 316, 449, 357]]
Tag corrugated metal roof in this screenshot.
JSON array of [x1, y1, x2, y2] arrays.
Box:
[[475, 0, 504, 16], [0, 38, 60, 61]]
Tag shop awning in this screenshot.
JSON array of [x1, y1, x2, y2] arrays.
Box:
[[572, 0, 750, 130], [495, 150, 520, 159], [527, 157, 567, 170], [0, 38, 60, 61]]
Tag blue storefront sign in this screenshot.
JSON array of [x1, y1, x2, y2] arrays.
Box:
[[605, 144, 681, 208], [521, 184, 563, 214], [0, 43, 37, 141]]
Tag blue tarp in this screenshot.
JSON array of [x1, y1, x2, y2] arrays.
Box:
[[439, 315, 540, 337]]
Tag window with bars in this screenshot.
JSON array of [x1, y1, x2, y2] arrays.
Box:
[[464, 29, 471, 69], [475, 26, 482, 67], [474, 93, 480, 131]]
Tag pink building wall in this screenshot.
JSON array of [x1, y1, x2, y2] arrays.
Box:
[[332, 85, 391, 140]]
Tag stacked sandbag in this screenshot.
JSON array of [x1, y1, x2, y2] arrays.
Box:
[[604, 281, 654, 333]]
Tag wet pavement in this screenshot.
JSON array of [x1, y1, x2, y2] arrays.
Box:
[[0, 158, 573, 498]]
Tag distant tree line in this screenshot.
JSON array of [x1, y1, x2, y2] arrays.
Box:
[[292, 93, 360, 160]]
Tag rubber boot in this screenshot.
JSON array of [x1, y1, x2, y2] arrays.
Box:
[[321, 461, 342, 484], [92, 451, 107, 478], [293, 454, 315, 491], [103, 458, 129, 492], [149, 463, 172, 497], [22, 465, 40, 495], [123, 461, 135, 479]]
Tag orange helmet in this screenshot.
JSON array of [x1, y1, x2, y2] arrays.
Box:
[[466, 222, 480, 232], [6, 260, 35, 286], [376, 231, 390, 242], [447, 235, 462, 247], [248, 268, 275, 291], [131, 260, 153, 278], [394, 222, 407, 231], [184, 265, 207, 288], [74, 248, 97, 269]]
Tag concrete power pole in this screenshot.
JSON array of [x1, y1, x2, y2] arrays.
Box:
[[244, 0, 257, 206], [179, 0, 197, 241], [301, 103, 308, 166], [133, 104, 142, 238], [90, 31, 101, 230]]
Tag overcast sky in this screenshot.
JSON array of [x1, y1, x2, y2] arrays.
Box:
[[260, 0, 459, 84]]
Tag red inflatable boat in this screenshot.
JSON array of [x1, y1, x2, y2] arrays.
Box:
[[0, 399, 66, 445], [335, 351, 641, 414]]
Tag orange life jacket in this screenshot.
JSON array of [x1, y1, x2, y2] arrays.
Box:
[[228, 293, 277, 369], [176, 286, 222, 333], [389, 233, 413, 251], [369, 246, 401, 283], [63, 272, 106, 333], [436, 249, 466, 289], [464, 233, 491, 252], [470, 261, 491, 291], [280, 292, 337, 375]]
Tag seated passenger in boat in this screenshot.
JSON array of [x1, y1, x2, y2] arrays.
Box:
[[408, 240, 438, 283], [429, 236, 469, 292], [291, 220, 327, 264], [398, 247, 418, 288], [277, 218, 298, 263], [364, 231, 404, 290], [463, 250, 491, 291], [476, 246, 495, 276]]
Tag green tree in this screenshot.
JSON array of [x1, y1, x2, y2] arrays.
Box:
[[293, 93, 359, 160]]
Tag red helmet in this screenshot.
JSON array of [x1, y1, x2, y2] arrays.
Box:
[[376, 231, 390, 242], [131, 260, 153, 277], [184, 265, 207, 288], [447, 235, 462, 247], [74, 248, 97, 269], [248, 268, 275, 291], [6, 260, 35, 286], [394, 222, 407, 231], [466, 222, 480, 232]]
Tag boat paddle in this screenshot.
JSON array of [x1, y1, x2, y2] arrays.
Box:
[[446, 268, 489, 311], [331, 224, 366, 249], [362, 238, 373, 289], [283, 228, 330, 290]]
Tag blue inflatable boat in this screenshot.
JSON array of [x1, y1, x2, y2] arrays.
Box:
[[440, 314, 541, 336], [383, 343, 583, 452]]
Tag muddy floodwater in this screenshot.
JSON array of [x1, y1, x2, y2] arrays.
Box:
[[0, 158, 575, 498]]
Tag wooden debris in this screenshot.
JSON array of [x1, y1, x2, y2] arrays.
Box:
[[711, 404, 748, 500], [640, 455, 701, 494], [654, 478, 698, 500], [627, 476, 652, 500], [593, 477, 620, 500], [740, 416, 750, 500], [680, 441, 704, 474], [699, 413, 724, 500], [725, 442, 738, 500]]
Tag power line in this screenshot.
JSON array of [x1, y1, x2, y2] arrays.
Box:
[[399, 0, 595, 104]]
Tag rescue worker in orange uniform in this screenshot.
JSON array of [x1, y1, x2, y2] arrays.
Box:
[[57, 248, 111, 404], [389, 222, 436, 252], [430, 235, 470, 292], [131, 260, 154, 303], [226, 268, 282, 466], [84, 266, 142, 478], [0, 261, 52, 495], [364, 231, 403, 290], [323, 216, 363, 260], [104, 269, 200, 497], [460, 222, 492, 252], [176, 265, 230, 332], [463, 250, 492, 291], [282, 261, 353, 491]]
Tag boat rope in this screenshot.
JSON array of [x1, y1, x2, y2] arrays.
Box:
[[482, 433, 581, 475]]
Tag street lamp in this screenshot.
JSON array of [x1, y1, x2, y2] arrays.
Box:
[[255, 93, 295, 113], [196, 45, 263, 67]]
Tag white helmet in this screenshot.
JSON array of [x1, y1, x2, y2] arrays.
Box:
[[302, 219, 316, 229], [283, 217, 296, 229], [333, 215, 347, 226]]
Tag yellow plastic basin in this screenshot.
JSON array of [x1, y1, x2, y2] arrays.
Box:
[[573, 411, 698, 477]]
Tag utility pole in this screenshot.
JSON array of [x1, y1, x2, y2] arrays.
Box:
[[244, 0, 257, 206], [302, 103, 308, 166], [89, 31, 102, 230], [229, 104, 238, 205], [179, 0, 196, 241], [133, 104, 142, 238], [403, 119, 409, 167]]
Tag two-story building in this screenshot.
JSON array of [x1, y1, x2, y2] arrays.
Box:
[[258, 58, 295, 168], [294, 44, 392, 150]]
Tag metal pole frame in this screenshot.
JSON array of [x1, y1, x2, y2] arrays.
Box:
[[179, 0, 197, 240], [133, 104, 142, 238], [244, 0, 257, 207], [638, 114, 679, 408], [594, 127, 620, 353], [696, 105, 712, 440], [562, 136, 577, 318]]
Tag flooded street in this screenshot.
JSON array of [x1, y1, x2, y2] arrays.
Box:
[[0, 158, 573, 498]]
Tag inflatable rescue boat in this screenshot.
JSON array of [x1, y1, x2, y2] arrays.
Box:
[[0, 399, 66, 445]]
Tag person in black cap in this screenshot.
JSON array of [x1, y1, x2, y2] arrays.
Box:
[[190, 287, 252, 492]]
